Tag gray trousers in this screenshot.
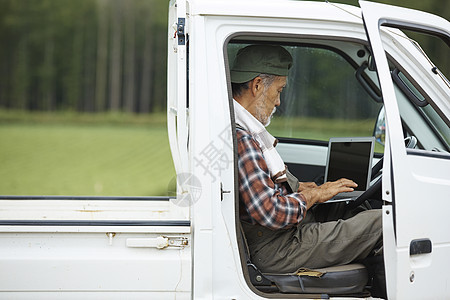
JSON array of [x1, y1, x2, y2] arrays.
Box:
[[242, 202, 383, 273]]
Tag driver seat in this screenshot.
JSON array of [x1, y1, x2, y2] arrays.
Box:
[[240, 223, 369, 295]]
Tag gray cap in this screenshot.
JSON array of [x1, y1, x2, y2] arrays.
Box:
[[230, 45, 293, 83]]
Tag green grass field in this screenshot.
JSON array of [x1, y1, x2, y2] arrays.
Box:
[[0, 110, 175, 196], [0, 110, 383, 196], [268, 117, 377, 140]]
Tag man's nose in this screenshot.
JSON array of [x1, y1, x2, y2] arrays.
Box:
[[275, 97, 281, 107]]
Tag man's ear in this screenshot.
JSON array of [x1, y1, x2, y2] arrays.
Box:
[[249, 76, 264, 97]]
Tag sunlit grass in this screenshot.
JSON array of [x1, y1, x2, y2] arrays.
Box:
[[268, 117, 376, 139], [0, 110, 384, 196], [0, 110, 175, 196], [268, 116, 385, 153]]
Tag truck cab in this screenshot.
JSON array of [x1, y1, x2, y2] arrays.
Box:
[[1, 0, 449, 299], [168, 0, 450, 298]]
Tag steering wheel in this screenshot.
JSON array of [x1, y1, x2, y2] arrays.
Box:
[[347, 136, 417, 209]]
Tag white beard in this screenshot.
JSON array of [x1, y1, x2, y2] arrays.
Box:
[[264, 107, 277, 127], [255, 99, 276, 127]]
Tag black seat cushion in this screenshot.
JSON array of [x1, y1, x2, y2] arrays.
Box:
[[263, 263, 368, 294]]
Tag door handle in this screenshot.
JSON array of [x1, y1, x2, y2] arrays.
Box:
[[410, 239, 432, 255], [126, 236, 188, 249]]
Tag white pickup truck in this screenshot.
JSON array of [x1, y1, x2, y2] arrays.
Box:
[[1, 0, 449, 299]]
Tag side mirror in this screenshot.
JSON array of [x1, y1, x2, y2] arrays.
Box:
[[374, 106, 386, 146]]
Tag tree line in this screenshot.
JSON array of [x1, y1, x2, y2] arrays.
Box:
[[0, 0, 448, 114], [0, 0, 168, 113]]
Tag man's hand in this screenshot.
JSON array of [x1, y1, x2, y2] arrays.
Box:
[[300, 178, 357, 210], [297, 181, 318, 191]]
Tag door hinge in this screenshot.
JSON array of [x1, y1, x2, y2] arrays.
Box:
[[177, 18, 185, 45], [126, 236, 189, 249]]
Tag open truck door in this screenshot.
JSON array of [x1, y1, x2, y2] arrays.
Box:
[[360, 1, 450, 299]]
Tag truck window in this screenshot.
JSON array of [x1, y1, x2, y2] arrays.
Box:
[[384, 26, 450, 153], [392, 69, 450, 152], [228, 42, 383, 151]]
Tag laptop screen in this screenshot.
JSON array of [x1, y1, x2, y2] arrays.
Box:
[[324, 137, 375, 192]]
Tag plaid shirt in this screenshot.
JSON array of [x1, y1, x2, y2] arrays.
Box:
[[237, 128, 307, 230]]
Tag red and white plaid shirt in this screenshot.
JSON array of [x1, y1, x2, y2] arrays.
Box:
[[237, 128, 307, 230]]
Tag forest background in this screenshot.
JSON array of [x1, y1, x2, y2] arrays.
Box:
[[0, 0, 448, 196], [0, 0, 448, 113]]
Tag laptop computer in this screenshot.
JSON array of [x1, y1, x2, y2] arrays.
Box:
[[323, 137, 375, 202]]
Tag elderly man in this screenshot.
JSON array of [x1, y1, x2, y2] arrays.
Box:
[[231, 45, 383, 276]]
